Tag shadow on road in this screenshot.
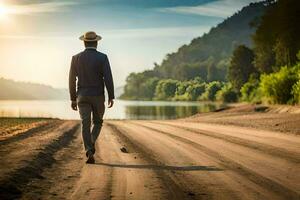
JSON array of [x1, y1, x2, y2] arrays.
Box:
[[93, 162, 222, 171]]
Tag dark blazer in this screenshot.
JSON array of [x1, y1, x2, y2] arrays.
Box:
[[69, 48, 114, 101]]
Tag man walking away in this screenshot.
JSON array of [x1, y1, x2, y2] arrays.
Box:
[[69, 31, 114, 164]]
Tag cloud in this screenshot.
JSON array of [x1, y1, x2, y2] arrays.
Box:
[[103, 26, 211, 39], [0, 25, 212, 40], [158, 0, 261, 18], [5, 1, 78, 15]]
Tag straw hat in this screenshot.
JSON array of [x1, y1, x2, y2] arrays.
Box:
[[79, 31, 102, 41]]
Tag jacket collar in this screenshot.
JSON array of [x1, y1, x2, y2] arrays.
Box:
[[85, 47, 97, 51]]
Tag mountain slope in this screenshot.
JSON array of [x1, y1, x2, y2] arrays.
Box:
[[152, 1, 267, 81], [0, 78, 68, 100]]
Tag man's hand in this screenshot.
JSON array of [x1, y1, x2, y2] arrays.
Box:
[[71, 101, 77, 111], [108, 99, 114, 108]]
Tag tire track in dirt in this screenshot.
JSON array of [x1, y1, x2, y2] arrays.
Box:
[[106, 124, 175, 200], [72, 123, 181, 200], [106, 123, 196, 200], [0, 121, 77, 177], [22, 126, 85, 199], [0, 120, 63, 145], [130, 121, 299, 200], [3, 119, 298, 200], [71, 124, 114, 200], [153, 121, 300, 164], [108, 122, 249, 200], [112, 120, 281, 200], [0, 122, 80, 200]]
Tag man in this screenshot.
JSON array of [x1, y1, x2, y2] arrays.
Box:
[[69, 31, 114, 164]]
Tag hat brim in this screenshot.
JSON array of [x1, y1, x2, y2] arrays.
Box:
[[79, 35, 102, 41]]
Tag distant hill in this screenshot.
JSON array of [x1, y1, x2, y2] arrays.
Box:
[[0, 78, 68, 100], [120, 1, 270, 100], [152, 1, 267, 81]]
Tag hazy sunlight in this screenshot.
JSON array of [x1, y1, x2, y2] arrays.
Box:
[[0, 2, 8, 19], [0, 1, 299, 199]]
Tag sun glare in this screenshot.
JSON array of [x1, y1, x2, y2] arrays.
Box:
[[0, 3, 9, 19]]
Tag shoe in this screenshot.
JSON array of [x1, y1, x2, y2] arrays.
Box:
[[86, 153, 95, 164]]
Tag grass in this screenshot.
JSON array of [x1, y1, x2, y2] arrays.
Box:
[[0, 117, 53, 131]]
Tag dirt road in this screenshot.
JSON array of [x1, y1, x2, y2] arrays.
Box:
[[0, 119, 299, 199]]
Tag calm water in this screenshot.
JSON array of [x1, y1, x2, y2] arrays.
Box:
[[0, 100, 225, 120]]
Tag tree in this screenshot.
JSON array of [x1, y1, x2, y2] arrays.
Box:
[[200, 81, 223, 101], [240, 75, 261, 102], [185, 83, 206, 101], [121, 2, 268, 100], [216, 83, 238, 103], [155, 79, 178, 100], [175, 81, 189, 96], [253, 0, 300, 72], [259, 66, 298, 104], [228, 45, 257, 90], [121, 72, 145, 99], [141, 77, 159, 100], [292, 80, 300, 104]]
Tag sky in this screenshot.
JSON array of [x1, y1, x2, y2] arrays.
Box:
[[0, 0, 260, 88]]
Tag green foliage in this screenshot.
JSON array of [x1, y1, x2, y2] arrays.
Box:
[[141, 77, 160, 100], [120, 72, 144, 100], [253, 0, 300, 72], [200, 81, 223, 101], [228, 45, 257, 90], [120, 72, 159, 100], [155, 1, 265, 81], [216, 83, 238, 103], [240, 76, 261, 103], [121, 2, 267, 101], [155, 79, 178, 100], [173, 77, 206, 101], [292, 63, 300, 104], [175, 81, 189, 96], [292, 80, 300, 104], [134, 2, 265, 84], [259, 66, 299, 104], [185, 83, 206, 101], [121, 0, 300, 106]]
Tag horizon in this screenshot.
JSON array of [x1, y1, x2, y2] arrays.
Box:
[[0, 0, 260, 88], [1, 1, 300, 199]]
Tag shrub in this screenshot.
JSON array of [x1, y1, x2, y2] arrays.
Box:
[[292, 80, 300, 104], [297, 50, 300, 61], [175, 81, 189, 96], [259, 66, 298, 104], [292, 63, 300, 104], [216, 83, 238, 103], [185, 83, 206, 101], [240, 76, 261, 103], [154, 79, 178, 100], [200, 81, 223, 101], [140, 77, 160, 100]]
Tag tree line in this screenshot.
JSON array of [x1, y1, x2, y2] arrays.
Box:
[[121, 0, 300, 104]]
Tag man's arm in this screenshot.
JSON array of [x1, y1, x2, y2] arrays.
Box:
[[103, 55, 115, 101], [69, 56, 77, 110]]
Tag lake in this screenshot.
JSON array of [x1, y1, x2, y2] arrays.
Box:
[[0, 100, 226, 120]]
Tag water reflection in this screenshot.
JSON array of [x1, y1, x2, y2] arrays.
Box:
[[0, 100, 225, 120], [125, 103, 220, 120]]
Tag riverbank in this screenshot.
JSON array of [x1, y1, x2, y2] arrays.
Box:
[[184, 103, 300, 135], [1, 103, 299, 139], [0, 104, 299, 199]]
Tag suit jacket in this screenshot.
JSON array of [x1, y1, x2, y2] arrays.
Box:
[[69, 48, 114, 101]]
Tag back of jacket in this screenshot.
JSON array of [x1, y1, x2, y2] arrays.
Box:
[[69, 48, 114, 101]]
